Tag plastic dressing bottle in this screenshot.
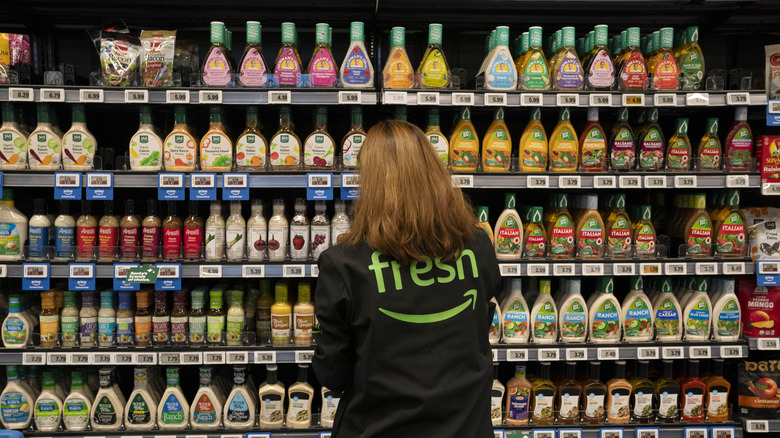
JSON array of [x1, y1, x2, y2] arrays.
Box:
[[501, 278, 530, 343], [0, 365, 33, 429], [622, 276, 654, 342], [157, 367, 189, 430], [559, 277, 588, 343], [287, 364, 314, 428], [494, 193, 523, 260], [224, 365, 255, 429], [531, 279, 557, 343], [125, 367, 158, 430], [258, 365, 286, 428]]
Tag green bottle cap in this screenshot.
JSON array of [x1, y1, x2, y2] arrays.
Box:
[[617, 107, 629, 122], [36, 103, 51, 124], [647, 107, 659, 122], [675, 118, 689, 135], [687, 26, 699, 43], [139, 105, 153, 125], [641, 36, 647, 54], [390, 27, 405, 48], [478, 206, 489, 223], [604, 277, 615, 294], [496, 26, 510, 47], [275, 281, 288, 303], [530, 107, 542, 121], [594, 24, 608, 46], [315, 106, 327, 125], [620, 30, 627, 51], [281, 22, 295, 43], [1, 102, 14, 122], [166, 367, 180, 386], [529, 26, 543, 48], [706, 118, 718, 135], [693, 193, 706, 209], [494, 107, 505, 121], [521, 32, 530, 53], [298, 281, 311, 302], [428, 23, 443, 45], [558, 193, 569, 208], [554, 29, 562, 51], [660, 28, 673, 48], [697, 277, 708, 292], [627, 27, 640, 48], [71, 103, 87, 124], [562, 27, 575, 47], [427, 107, 440, 127], [540, 279, 551, 295], [631, 276, 644, 292], [459, 106, 471, 121], [615, 193, 626, 208], [529, 207, 543, 223], [726, 189, 740, 207], [315, 23, 329, 44], [350, 105, 363, 126], [209, 290, 222, 309], [559, 107, 571, 121], [587, 31, 595, 52], [505, 193, 517, 209], [247, 21, 261, 44], [351, 21, 364, 42], [640, 205, 652, 220], [395, 106, 407, 121], [576, 38, 584, 57], [210, 21, 225, 44], [488, 30, 496, 51]]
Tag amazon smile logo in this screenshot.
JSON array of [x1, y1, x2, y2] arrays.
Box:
[[379, 289, 477, 324]]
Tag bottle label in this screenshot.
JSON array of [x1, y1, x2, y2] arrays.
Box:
[[170, 315, 187, 343], [450, 128, 478, 170], [55, 226, 75, 258], [486, 50, 517, 89], [507, 385, 530, 421], [62, 314, 79, 344], [577, 217, 604, 258], [226, 224, 246, 260], [116, 315, 134, 345], [164, 132, 197, 169], [698, 137, 721, 170], [655, 298, 681, 336], [550, 216, 575, 256], [98, 314, 115, 345], [0, 130, 27, 168], [267, 225, 288, 260], [343, 133, 366, 168], [127, 393, 151, 424], [384, 49, 414, 89], [80, 315, 97, 344], [634, 224, 656, 257], [76, 225, 96, 258], [420, 49, 448, 88], [619, 51, 648, 89], [161, 393, 184, 424], [184, 226, 202, 259], [203, 48, 232, 86], [658, 390, 679, 419], [555, 51, 584, 89], [247, 224, 267, 260], [269, 133, 301, 168], [239, 47, 268, 87], [532, 389, 554, 420], [130, 133, 162, 170], [652, 53, 680, 89], [189, 315, 206, 343], [708, 385, 729, 416], [98, 225, 118, 256], [533, 301, 557, 340], [521, 128, 547, 170], [193, 393, 216, 424], [309, 48, 337, 86], [63, 399, 89, 429], [135, 315, 151, 344], [503, 300, 528, 340], [680, 49, 704, 89], [716, 299, 740, 337], [226, 314, 244, 343], [322, 391, 341, 424], [523, 224, 545, 258], [1, 392, 30, 424], [226, 392, 250, 422], [260, 393, 283, 423], [686, 299, 711, 336], [274, 47, 302, 86], [607, 216, 632, 257], [272, 313, 291, 344], [204, 225, 225, 261], [716, 213, 746, 255], [28, 225, 49, 258], [207, 314, 224, 343], [288, 391, 311, 422], [624, 297, 652, 338], [683, 388, 704, 417], [200, 133, 232, 169], [584, 389, 605, 418], [639, 128, 664, 170], [294, 311, 314, 344], [587, 49, 615, 87], [667, 138, 690, 170], [153, 315, 170, 343], [686, 215, 712, 256], [591, 299, 620, 339], [39, 314, 59, 343], [304, 133, 335, 168], [495, 215, 522, 258], [522, 52, 551, 89], [33, 399, 58, 425], [163, 228, 182, 259], [311, 225, 330, 260], [141, 226, 159, 259], [332, 223, 350, 246], [581, 127, 606, 169], [550, 128, 577, 171], [256, 306, 271, 335], [489, 308, 500, 340], [28, 132, 61, 169], [633, 389, 653, 417], [121, 226, 139, 258], [92, 395, 116, 425], [290, 224, 309, 260], [608, 388, 630, 418], [236, 133, 267, 169], [559, 388, 581, 420], [483, 127, 511, 170], [561, 299, 587, 339], [610, 128, 636, 169], [342, 45, 372, 85], [2, 317, 27, 345], [727, 128, 752, 168]]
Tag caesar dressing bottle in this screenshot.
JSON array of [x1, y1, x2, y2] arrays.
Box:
[[224, 365, 255, 429], [340, 22, 374, 88], [125, 367, 158, 430], [654, 278, 683, 341], [559, 277, 588, 343], [157, 367, 188, 430], [531, 280, 558, 343], [287, 364, 314, 428], [91, 367, 124, 431], [518, 26, 550, 90], [501, 278, 530, 344]]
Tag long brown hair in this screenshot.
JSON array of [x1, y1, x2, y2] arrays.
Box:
[[340, 119, 477, 265]]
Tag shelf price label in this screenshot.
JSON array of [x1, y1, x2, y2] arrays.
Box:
[[597, 347, 619, 360], [223, 173, 250, 201], [622, 94, 644, 106], [637, 346, 659, 359], [204, 352, 226, 364], [452, 175, 474, 188], [635, 428, 660, 438], [79, 88, 104, 103], [686, 93, 710, 106], [566, 348, 588, 361], [613, 263, 635, 276], [159, 352, 182, 365], [683, 426, 708, 438], [23, 263, 50, 290], [689, 346, 711, 359], [722, 262, 745, 275], [618, 175, 641, 188], [338, 90, 361, 104], [640, 263, 662, 276], [112, 352, 133, 364], [268, 90, 291, 104], [22, 352, 46, 365], [527, 175, 550, 188], [662, 346, 684, 359], [557, 93, 580, 107], [726, 174, 750, 187], [654, 93, 677, 107], [559, 175, 581, 189], [247, 434, 272, 438], [227, 352, 249, 364], [644, 175, 667, 188], [593, 175, 616, 188], [40, 88, 65, 102], [719, 345, 743, 358], [254, 351, 277, 364], [307, 173, 333, 201], [284, 265, 306, 278], [521, 93, 543, 106], [745, 420, 769, 433], [199, 265, 222, 278], [695, 262, 718, 275], [383, 91, 408, 104], [47, 353, 67, 365], [711, 427, 735, 438], [295, 350, 315, 363], [181, 352, 203, 364], [166, 90, 190, 103], [499, 264, 521, 276], [125, 89, 149, 103], [70, 353, 90, 365], [559, 429, 582, 438], [493, 431, 505, 438], [582, 263, 604, 276], [674, 175, 697, 188], [155, 263, 181, 291], [114, 263, 140, 291], [341, 173, 360, 200], [242, 265, 265, 278], [554, 263, 576, 276], [600, 428, 623, 438], [665, 262, 687, 275], [484, 93, 507, 106], [86, 172, 113, 200], [506, 349, 528, 361], [757, 338, 780, 350], [417, 92, 440, 105], [527, 264, 549, 276], [93, 353, 112, 364], [190, 173, 217, 201], [538, 348, 560, 361], [68, 263, 96, 291], [533, 430, 555, 438], [589, 94, 612, 107], [134, 352, 157, 365], [9, 87, 34, 102], [452, 92, 474, 106], [54, 172, 82, 200], [726, 92, 750, 105], [158, 173, 185, 200]]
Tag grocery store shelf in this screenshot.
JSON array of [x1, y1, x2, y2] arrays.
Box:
[[9, 261, 319, 279], [497, 259, 753, 277]]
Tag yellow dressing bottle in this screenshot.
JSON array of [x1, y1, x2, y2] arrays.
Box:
[[482, 107, 512, 172], [164, 105, 197, 171], [449, 107, 479, 172], [519, 26, 550, 90], [549, 107, 578, 172], [418, 23, 450, 89], [519, 108, 548, 172], [424, 108, 449, 167], [382, 27, 414, 89], [200, 106, 233, 172], [235, 106, 267, 171]]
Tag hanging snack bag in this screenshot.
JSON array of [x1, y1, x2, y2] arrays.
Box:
[[766, 44, 780, 99], [99, 31, 142, 86], [141, 30, 176, 87]]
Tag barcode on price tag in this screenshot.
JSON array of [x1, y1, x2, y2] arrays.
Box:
[[757, 338, 780, 350], [746, 420, 769, 433], [726, 175, 750, 187], [383, 91, 408, 104], [527, 264, 549, 276], [683, 427, 708, 438], [590, 94, 612, 107], [583, 263, 604, 276], [619, 176, 641, 188], [654, 93, 677, 107], [452, 175, 474, 188], [284, 265, 305, 278], [566, 348, 588, 361], [22, 353, 45, 365], [521, 93, 543, 106], [166, 90, 190, 103], [506, 349, 528, 361], [484, 93, 507, 106], [640, 263, 662, 275], [594, 175, 616, 188], [613, 263, 635, 276], [726, 92, 749, 105], [557, 93, 580, 106], [268, 90, 291, 104], [598, 348, 619, 360], [695, 263, 717, 275], [452, 93, 474, 106], [722, 262, 745, 275], [711, 427, 735, 438], [622, 94, 644, 106], [295, 350, 315, 363], [9, 87, 33, 101], [80, 89, 104, 103], [181, 353, 203, 364], [686, 93, 710, 106], [674, 175, 697, 188], [338, 91, 361, 104], [40, 88, 65, 102], [636, 428, 660, 438], [554, 263, 575, 276], [527, 175, 549, 188], [637, 347, 659, 359], [159, 353, 182, 364], [254, 351, 277, 364], [600, 428, 623, 438], [538, 349, 560, 360], [559, 175, 581, 188], [417, 92, 440, 105], [662, 346, 684, 359], [205, 352, 226, 364], [242, 265, 265, 278], [500, 264, 521, 276], [665, 263, 687, 275], [199, 265, 222, 278], [689, 346, 711, 359], [644, 175, 667, 188], [560, 429, 582, 438], [719, 346, 743, 358], [125, 89, 148, 103], [227, 352, 249, 364]]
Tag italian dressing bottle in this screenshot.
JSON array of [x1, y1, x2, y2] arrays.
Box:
[[482, 107, 512, 172], [484, 26, 517, 90], [589, 277, 622, 342], [287, 364, 314, 428], [63, 371, 92, 431], [547, 194, 575, 259], [383, 27, 414, 89], [424, 108, 449, 167], [523, 206, 546, 259], [606, 193, 632, 259], [666, 118, 691, 171], [340, 22, 374, 88], [559, 277, 588, 343], [91, 367, 124, 431], [494, 193, 523, 260], [712, 277, 740, 341], [235, 106, 267, 171], [258, 365, 285, 428], [501, 278, 530, 343], [0, 365, 33, 429], [531, 279, 557, 343], [418, 23, 450, 89], [697, 117, 721, 171], [224, 365, 256, 429], [684, 278, 712, 340], [34, 371, 63, 432], [238, 21, 269, 87], [575, 194, 605, 259], [714, 189, 748, 258], [622, 276, 654, 342], [519, 108, 548, 171], [307, 23, 337, 87], [654, 278, 683, 341], [190, 366, 223, 429], [449, 107, 479, 171], [125, 367, 158, 430], [269, 106, 301, 170], [157, 367, 188, 430]]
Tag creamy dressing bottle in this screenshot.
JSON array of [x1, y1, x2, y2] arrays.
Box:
[[200, 106, 233, 171], [331, 200, 351, 245], [268, 199, 289, 261], [129, 106, 162, 171], [653, 278, 683, 341], [54, 200, 75, 260], [63, 371, 92, 431], [28, 199, 50, 261], [2, 294, 30, 348], [489, 297, 502, 344], [559, 277, 588, 343], [247, 199, 267, 261], [490, 364, 505, 426], [622, 276, 654, 342], [494, 193, 523, 260], [125, 367, 158, 430], [531, 279, 558, 343], [28, 103, 62, 170], [501, 278, 530, 344], [290, 198, 309, 261], [226, 289, 244, 346], [163, 105, 197, 171], [226, 201, 246, 261], [224, 365, 256, 429], [0, 189, 28, 261], [287, 365, 314, 428], [91, 367, 124, 431], [340, 22, 374, 88], [0, 102, 28, 169], [63, 104, 96, 170], [157, 367, 189, 430], [34, 371, 63, 431], [712, 277, 741, 341], [684, 278, 712, 341], [98, 290, 116, 347], [589, 277, 622, 343], [0, 365, 33, 429], [190, 366, 223, 430], [258, 365, 285, 428]]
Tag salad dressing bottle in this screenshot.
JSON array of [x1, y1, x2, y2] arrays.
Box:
[[247, 199, 267, 261], [714, 189, 747, 257], [677, 26, 705, 91], [582, 361, 607, 424], [501, 278, 530, 343], [271, 281, 292, 346], [307, 23, 337, 87], [98, 200, 118, 261], [575, 194, 605, 259], [342, 106, 367, 169], [170, 290, 188, 345], [631, 360, 654, 423], [120, 200, 140, 260], [683, 278, 712, 340], [311, 201, 330, 260], [340, 22, 374, 88], [505, 364, 531, 425], [63, 104, 96, 170], [125, 367, 158, 430], [258, 365, 285, 428], [484, 26, 517, 90], [633, 205, 657, 258], [605, 193, 632, 259], [519, 108, 548, 171], [683, 194, 712, 257], [269, 106, 301, 170], [449, 107, 479, 171], [224, 365, 255, 429], [523, 206, 545, 259], [188, 289, 207, 345], [54, 200, 75, 260], [294, 282, 315, 346], [225, 201, 246, 261], [680, 360, 706, 422], [482, 107, 512, 172], [549, 108, 578, 172], [705, 359, 730, 422], [274, 22, 302, 87], [655, 360, 681, 422], [489, 298, 502, 344], [0, 102, 27, 169], [531, 362, 556, 425], [606, 361, 632, 424], [238, 21, 269, 87], [552, 27, 584, 90], [609, 107, 636, 170], [0, 365, 33, 429], [424, 108, 449, 167], [226, 290, 244, 346], [490, 364, 505, 426], [547, 194, 575, 259], [290, 198, 309, 261], [304, 106, 335, 169], [129, 106, 162, 171], [585, 25, 615, 90], [190, 366, 223, 429], [140, 200, 161, 261], [418, 23, 450, 89], [34, 371, 63, 431], [28, 103, 62, 170], [579, 108, 608, 172], [91, 367, 124, 431], [667, 118, 691, 171], [157, 367, 188, 430], [382, 27, 414, 89], [200, 106, 233, 171], [183, 202, 203, 260], [494, 193, 523, 260], [637, 107, 664, 170], [235, 106, 267, 172], [207, 289, 225, 346], [712, 277, 740, 341], [205, 201, 225, 261], [28, 198, 50, 260], [63, 371, 91, 431], [559, 278, 588, 343], [163, 105, 197, 171], [557, 362, 582, 424], [268, 199, 288, 261], [617, 27, 648, 90], [202, 21, 233, 87], [653, 278, 682, 341], [648, 28, 680, 90], [162, 201, 182, 260], [152, 290, 170, 346], [531, 280, 557, 344], [518, 26, 550, 90], [622, 276, 654, 342], [287, 364, 314, 428], [589, 278, 622, 342], [724, 107, 753, 171]]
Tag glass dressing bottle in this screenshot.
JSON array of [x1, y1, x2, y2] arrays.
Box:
[[518, 26, 550, 90], [678, 26, 705, 91], [418, 23, 450, 89], [129, 106, 162, 171], [235, 106, 267, 171], [584, 25, 615, 90], [383, 27, 414, 89], [552, 26, 584, 90], [290, 198, 310, 261], [307, 23, 337, 87], [304, 106, 336, 170], [606, 360, 632, 424], [340, 22, 374, 88], [247, 199, 267, 261], [531, 362, 556, 425], [274, 22, 302, 87], [202, 21, 233, 87], [424, 108, 449, 167], [342, 106, 367, 169], [238, 21, 269, 87], [269, 106, 301, 170], [648, 28, 680, 90], [557, 362, 582, 424]]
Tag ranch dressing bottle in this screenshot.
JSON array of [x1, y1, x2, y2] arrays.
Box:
[[589, 277, 622, 343], [485, 26, 518, 90], [653, 278, 683, 341], [621, 276, 654, 342], [0, 365, 33, 429], [224, 365, 256, 429], [558, 277, 588, 343], [0, 102, 28, 170], [190, 366, 223, 430], [91, 367, 124, 431], [124, 367, 158, 430], [3, 294, 30, 348], [340, 22, 374, 88], [63, 371, 92, 431], [34, 371, 63, 432], [157, 367, 189, 430], [531, 279, 558, 343], [501, 278, 530, 343]]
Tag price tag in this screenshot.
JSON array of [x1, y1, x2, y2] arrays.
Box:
[[722, 262, 745, 275], [493, 431, 505, 438], [500, 264, 521, 276], [640, 263, 662, 275], [181, 352, 203, 364], [746, 420, 770, 433], [54, 172, 82, 200], [484, 93, 507, 106], [307, 173, 333, 201], [246, 434, 272, 438], [613, 263, 635, 276], [759, 260, 780, 275], [619, 175, 641, 188], [538, 348, 560, 361], [559, 429, 582, 438], [686, 93, 710, 106], [0, 265, 6, 278], [559, 175, 581, 189], [527, 175, 550, 188], [506, 349, 528, 361], [71, 353, 90, 365], [135, 352, 157, 364], [583, 263, 604, 276], [452, 92, 475, 106], [86, 172, 113, 200], [114, 263, 140, 291], [311, 265, 319, 277], [637, 347, 659, 359], [197, 90, 222, 104], [534, 430, 555, 438], [710, 427, 735, 438], [68, 263, 96, 291], [47, 353, 67, 364], [79, 88, 104, 103], [9, 87, 34, 101], [166, 90, 190, 104], [159, 352, 182, 365], [268, 90, 291, 104], [689, 346, 711, 359], [242, 265, 265, 278], [726, 92, 750, 105], [726, 174, 750, 187], [566, 348, 588, 361], [600, 428, 623, 438], [635, 428, 660, 438], [662, 346, 684, 359], [93, 353, 112, 364], [683, 426, 708, 438], [554, 263, 575, 276], [383, 91, 408, 104], [223, 173, 250, 201], [205, 352, 226, 364], [158, 173, 185, 200], [199, 265, 223, 278], [557, 93, 580, 106], [23, 263, 50, 290], [492, 349, 499, 362], [338, 90, 361, 104], [227, 352, 249, 364], [644, 175, 667, 188], [284, 265, 306, 278], [720, 345, 743, 358], [295, 350, 315, 363], [674, 175, 698, 188], [770, 100, 780, 114], [417, 92, 440, 105], [695, 262, 718, 275], [527, 264, 549, 276], [594, 175, 616, 188], [254, 351, 277, 364], [40, 88, 65, 102], [452, 175, 474, 188], [654, 93, 677, 107], [124, 89, 149, 103], [22, 352, 46, 365], [597, 347, 619, 360], [155, 263, 182, 291], [190, 173, 217, 201], [112, 352, 133, 364], [757, 338, 780, 350], [622, 94, 644, 106], [521, 93, 543, 106], [341, 173, 360, 200], [590, 94, 612, 107], [665, 262, 687, 275]]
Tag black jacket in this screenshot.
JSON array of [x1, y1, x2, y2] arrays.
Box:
[[313, 231, 501, 438]]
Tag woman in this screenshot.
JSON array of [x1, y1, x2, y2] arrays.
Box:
[[313, 120, 501, 437]]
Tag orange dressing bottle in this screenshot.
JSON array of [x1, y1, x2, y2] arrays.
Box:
[[382, 27, 414, 89], [449, 107, 479, 172], [549, 108, 578, 172]]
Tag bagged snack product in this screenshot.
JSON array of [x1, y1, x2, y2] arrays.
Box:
[[767, 44, 780, 99], [141, 30, 176, 87], [746, 207, 780, 260], [738, 276, 780, 337], [739, 357, 780, 419], [99, 31, 141, 86]]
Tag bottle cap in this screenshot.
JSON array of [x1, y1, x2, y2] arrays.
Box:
[[504, 193, 517, 209], [529, 26, 543, 47], [390, 27, 405, 48], [315, 23, 329, 44], [281, 22, 295, 43], [428, 23, 443, 45], [562, 26, 575, 47], [594, 24, 608, 46], [675, 118, 689, 135], [351, 21, 365, 43], [521, 32, 529, 53], [687, 26, 699, 43]]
